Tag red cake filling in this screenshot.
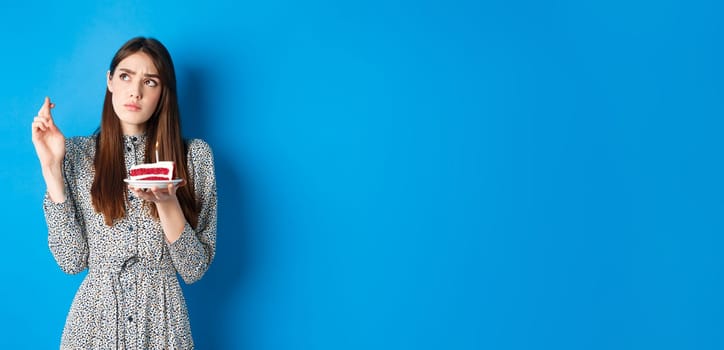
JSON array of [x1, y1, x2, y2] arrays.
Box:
[[129, 168, 171, 177], [128, 161, 175, 181]]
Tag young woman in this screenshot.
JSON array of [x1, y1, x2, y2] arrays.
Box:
[[31, 37, 217, 349]]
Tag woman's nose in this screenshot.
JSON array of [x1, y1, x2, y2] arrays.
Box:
[[129, 84, 142, 99]]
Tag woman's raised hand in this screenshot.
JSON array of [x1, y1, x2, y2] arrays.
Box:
[[31, 97, 66, 170], [32, 97, 67, 202]]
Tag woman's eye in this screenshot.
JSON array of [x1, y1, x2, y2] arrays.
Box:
[[145, 80, 158, 87], [119, 73, 130, 81]]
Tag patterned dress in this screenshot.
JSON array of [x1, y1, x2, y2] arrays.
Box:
[[43, 134, 217, 349]]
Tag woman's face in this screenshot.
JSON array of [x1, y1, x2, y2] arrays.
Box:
[[107, 52, 162, 135]]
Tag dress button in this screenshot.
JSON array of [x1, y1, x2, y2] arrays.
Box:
[[131, 136, 137, 142], [126, 146, 131, 152]]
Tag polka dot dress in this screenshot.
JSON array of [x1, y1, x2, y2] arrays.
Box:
[[43, 134, 217, 349]]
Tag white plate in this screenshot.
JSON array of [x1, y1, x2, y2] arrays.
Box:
[[124, 178, 183, 189]]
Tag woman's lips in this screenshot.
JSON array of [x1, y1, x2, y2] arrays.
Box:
[[124, 103, 141, 111]]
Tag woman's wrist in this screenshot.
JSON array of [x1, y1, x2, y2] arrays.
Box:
[[156, 197, 181, 212], [42, 164, 66, 202], [156, 198, 185, 243], [41, 163, 62, 179]]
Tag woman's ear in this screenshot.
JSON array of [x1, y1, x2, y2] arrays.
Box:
[[107, 70, 113, 93]]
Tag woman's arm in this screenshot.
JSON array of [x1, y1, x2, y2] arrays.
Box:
[[167, 140, 217, 284], [129, 139, 217, 284], [40, 148, 89, 274], [33, 97, 89, 274], [44, 185, 90, 275]]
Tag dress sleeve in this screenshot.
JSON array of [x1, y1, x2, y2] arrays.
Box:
[[167, 139, 218, 284], [44, 139, 89, 274]]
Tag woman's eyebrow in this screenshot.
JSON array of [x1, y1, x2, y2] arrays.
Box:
[[118, 68, 160, 79]]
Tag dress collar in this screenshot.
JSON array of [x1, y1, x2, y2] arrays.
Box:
[[123, 133, 147, 146]]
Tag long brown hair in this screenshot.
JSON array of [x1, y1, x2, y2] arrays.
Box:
[[91, 37, 199, 228]]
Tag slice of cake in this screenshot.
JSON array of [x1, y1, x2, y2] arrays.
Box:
[[129, 161, 175, 181]]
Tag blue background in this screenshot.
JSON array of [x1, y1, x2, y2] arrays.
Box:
[[2, 0, 723, 349]]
